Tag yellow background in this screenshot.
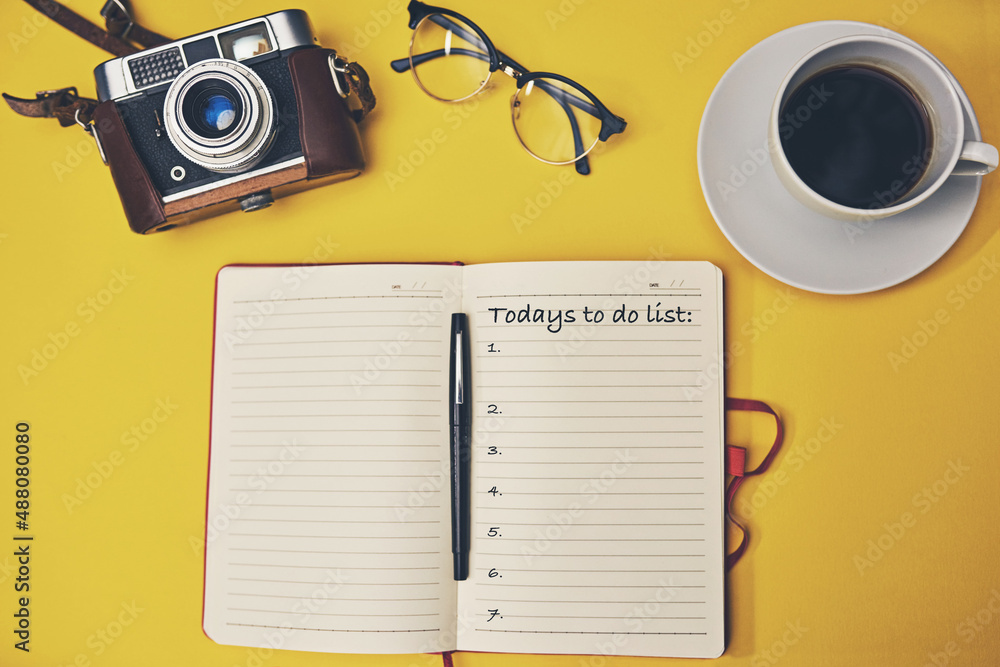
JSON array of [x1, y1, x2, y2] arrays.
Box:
[[1, 0, 998, 665]]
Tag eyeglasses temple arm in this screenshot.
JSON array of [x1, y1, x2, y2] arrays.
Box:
[[530, 77, 607, 119], [391, 48, 492, 75], [544, 86, 590, 175], [390, 56, 412, 73]]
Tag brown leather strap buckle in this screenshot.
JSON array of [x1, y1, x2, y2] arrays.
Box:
[[22, 0, 136, 56], [100, 0, 134, 40], [4, 0, 170, 130], [2, 87, 99, 127], [100, 0, 169, 48], [18, 0, 168, 59]]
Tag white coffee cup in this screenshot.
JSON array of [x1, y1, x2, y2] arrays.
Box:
[[769, 34, 998, 221]]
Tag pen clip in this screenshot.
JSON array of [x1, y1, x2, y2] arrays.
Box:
[[454, 331, 464, 405]]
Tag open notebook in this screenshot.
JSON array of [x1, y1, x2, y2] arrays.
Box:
[[203, 260, 725, 658]]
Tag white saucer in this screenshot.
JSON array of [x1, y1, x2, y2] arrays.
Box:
[[697, 21, 984, 295]]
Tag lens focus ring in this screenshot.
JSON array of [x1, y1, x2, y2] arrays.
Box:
[[163, 59, 276, 173]]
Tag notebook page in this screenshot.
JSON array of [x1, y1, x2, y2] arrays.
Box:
[[457, 261, 724, 658], [204, 264, 462, 654]]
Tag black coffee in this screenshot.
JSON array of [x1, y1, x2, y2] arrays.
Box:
[[779, 65, 931, 209]]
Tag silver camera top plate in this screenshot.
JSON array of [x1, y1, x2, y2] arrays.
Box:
[[94, 9, 317, 102]]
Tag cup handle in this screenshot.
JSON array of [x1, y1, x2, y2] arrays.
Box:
[[952, 140, 999, 176]]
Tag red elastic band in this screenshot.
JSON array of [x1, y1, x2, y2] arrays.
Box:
[[725, 476, 750, 570], [723, 398, 783, 569]]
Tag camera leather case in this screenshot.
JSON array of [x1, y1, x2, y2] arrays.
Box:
[[91, 11, 369, 234]]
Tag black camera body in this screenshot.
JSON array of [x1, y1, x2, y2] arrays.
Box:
[[93, 10, 366, 233]]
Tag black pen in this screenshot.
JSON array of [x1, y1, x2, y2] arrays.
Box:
[[449, 313, 471, 581]]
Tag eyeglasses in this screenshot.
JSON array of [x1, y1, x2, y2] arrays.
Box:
[[390, 1, 627, 175]]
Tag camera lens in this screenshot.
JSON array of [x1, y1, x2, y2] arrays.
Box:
[[182, 80, 244, 139], [163, 59, 276, 172], [200, 94, 235, 131]]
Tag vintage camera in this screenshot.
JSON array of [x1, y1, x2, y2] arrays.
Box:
[[92, 10, 367, 234]]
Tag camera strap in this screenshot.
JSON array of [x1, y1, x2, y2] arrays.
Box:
[[22, 0, 168, 57], [3, 0, 167, 126], [4, 0, 376, 128], [2, 86, 99, 128]]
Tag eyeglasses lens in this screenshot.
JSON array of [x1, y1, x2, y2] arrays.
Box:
[[512, 77, 602, 164], [409, 14, 492, 102]]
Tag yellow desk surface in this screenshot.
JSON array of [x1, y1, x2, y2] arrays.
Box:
[[1, 0, 998, 665]]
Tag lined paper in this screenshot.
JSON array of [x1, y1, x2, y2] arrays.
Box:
[[204, 264, 462, 654], [458, 262, 724, 658], [205, 261, 725, 659]]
